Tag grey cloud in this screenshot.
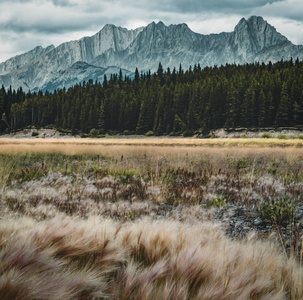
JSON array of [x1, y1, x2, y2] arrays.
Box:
[[252, 1, 303, 22], [6, 0, 31, 2], [161, 0, 285, 14], [0, 0, 74, 6], [51, 0, 75, 7], [86, 0, 285, 14], [1, 19, 101, 35]]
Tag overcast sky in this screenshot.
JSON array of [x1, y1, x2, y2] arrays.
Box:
[[0, 0, 303, 63]]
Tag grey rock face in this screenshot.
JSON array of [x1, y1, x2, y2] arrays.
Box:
[[0, 16, 302, 92], [43, 61, 132, 92], [0, 45, 55, 74]]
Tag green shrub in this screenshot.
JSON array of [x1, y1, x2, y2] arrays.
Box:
[[277, 134, 288, 139], [261, 133, 272, 138], [89, 128, 98, 138], [32, 131, 39, 137], [258, 196, 298, 226], [145, 131, 154, 136]]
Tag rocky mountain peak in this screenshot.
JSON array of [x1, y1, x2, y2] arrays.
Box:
[[233, 16, 288, 54], [247, 15, 266, 25], [101, 24, 116, 31], [156, 21, 165, 27], [0, 16, 302, 92], [234, 17, 248, 31]]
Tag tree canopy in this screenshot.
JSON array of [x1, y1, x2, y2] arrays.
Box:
[[1, 60, 303, 135]]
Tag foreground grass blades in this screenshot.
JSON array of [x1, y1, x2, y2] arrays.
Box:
[[0, 216, 302, 300]]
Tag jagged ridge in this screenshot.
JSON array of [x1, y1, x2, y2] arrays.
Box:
[[0, 16, 302, 92]]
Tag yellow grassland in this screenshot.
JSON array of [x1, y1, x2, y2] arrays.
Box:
[[0, 137, 302, 157]]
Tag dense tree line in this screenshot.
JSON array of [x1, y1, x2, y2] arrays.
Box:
[[1, 59, 303, 136]]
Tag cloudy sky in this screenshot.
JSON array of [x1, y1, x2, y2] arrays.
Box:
[[0, 0, 303, 63]]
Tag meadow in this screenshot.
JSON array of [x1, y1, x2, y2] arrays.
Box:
[[0, 138, 303, 299]]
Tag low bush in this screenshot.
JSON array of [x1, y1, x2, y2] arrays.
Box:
[[258, 196, 298, 226], [89, 128, 98, 138], [261, 133, 273, 138], [145, 130, 154, 136]]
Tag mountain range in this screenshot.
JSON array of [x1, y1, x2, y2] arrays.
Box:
[[1, 16, 302, 92]]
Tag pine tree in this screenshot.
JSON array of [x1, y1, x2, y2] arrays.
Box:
[[157, 62, 164, 86], [173, 114, 185, 133], [225, 84, 238, 128], [266, 91, 275, 126], [258, 89, 266, 127], [136, 99, 148, 134], [118, 69, 123, 85], [103, 75, 108, 89], [275, 83, 290, 127], [153, 95, 165, 135], [186, 102, 196, 132], [134, 68, 140, 84], [241, 88, 255, 127]]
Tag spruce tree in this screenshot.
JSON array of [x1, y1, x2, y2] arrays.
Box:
[[258, 89, 266, 127], [173, 114, 185, 133], [275, 83, 290, 127], [134, 68, 140, 84], [136, 100, 148, 134]]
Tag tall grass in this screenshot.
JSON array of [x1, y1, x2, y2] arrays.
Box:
[[0, 216, 302, 299], [0, 140, 303, 299]]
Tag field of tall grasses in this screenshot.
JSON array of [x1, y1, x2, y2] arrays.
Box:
[[0, 138, 303, 299]]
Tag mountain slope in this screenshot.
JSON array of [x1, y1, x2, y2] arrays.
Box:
[[0, 45, 55, 74], [0, 16, 302, 92], [42, 61, 132, 91]]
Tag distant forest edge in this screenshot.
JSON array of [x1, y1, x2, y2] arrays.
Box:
[[1, 59, 303, 137]]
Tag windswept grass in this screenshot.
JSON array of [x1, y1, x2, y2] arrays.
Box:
[[0, 216, 302, 300], [0, 139, 303, 299]]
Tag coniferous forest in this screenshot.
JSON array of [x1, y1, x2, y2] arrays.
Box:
[[1, 59, 303, 136]]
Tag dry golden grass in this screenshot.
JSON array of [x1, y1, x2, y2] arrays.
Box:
[[0, 216, 302, 300], [0, 136, 303, 148], [0, 138, 302, 159]]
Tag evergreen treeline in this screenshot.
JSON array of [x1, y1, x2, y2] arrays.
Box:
[[1, 59, 303, 136]]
